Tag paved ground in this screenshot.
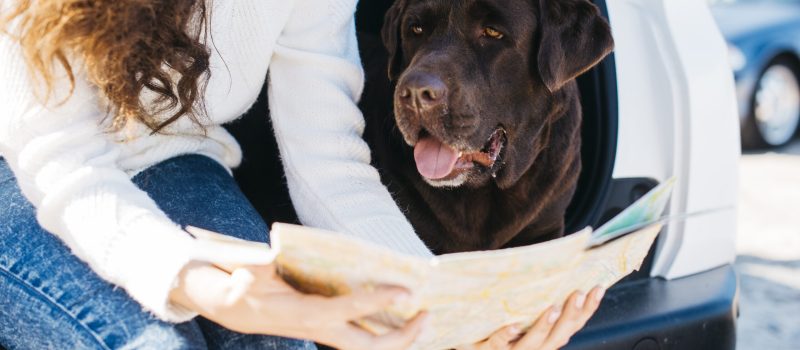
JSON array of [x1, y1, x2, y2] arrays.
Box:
[[736, 139, 800, 350]]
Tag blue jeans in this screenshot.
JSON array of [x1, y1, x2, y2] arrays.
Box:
[[0, 155, 316, 350]]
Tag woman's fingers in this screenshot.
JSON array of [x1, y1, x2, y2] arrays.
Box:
[[539, 291, 588, 350], [456, 324, 521, 350], [279, 288, 424, 350], [320, 311, 428, 350], [512, 306, 561, 350], [328, 285, 411, 320], [538, 287, 605, 350], [486, 324, 523, 350], [370, 311, 429, 350], [290, 284, 411, 331]]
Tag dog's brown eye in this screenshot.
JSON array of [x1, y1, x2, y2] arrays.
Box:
[[483, 27, 504, 40], [411, 25, 424, 35]]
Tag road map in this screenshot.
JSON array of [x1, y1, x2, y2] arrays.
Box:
[[270, 180, 674, 350], [189, 179, 675, 350]]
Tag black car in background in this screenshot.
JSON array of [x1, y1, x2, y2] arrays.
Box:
[[712, 0, 800, 148]]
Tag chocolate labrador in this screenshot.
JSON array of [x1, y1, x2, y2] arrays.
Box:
[[359, 0, 614, 254]]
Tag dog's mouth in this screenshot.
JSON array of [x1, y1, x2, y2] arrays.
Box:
[[413, 128, 507, 182]]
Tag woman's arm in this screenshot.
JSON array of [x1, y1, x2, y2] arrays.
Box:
[[268, 0, 433, 257], [0, 28, 197, 322]]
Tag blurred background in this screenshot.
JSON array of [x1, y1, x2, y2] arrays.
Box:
[[708, 0, 800, 348]]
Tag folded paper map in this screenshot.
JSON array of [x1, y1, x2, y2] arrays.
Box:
[[189, 179, 675, 350]]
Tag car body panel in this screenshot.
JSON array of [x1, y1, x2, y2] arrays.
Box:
[[566, 264, 739, 350], [607, 0, 739, 280]]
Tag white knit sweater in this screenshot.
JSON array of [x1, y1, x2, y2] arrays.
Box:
[[0, 0, 431, 322]]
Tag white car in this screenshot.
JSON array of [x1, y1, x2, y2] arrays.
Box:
[[228, 0, 741, 348], [559, 0, 740, 348]]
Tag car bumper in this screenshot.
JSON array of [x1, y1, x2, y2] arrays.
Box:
[[565, 264, 739, 350]]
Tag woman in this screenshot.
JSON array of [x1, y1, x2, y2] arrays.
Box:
[[0, 0, 603, 349]]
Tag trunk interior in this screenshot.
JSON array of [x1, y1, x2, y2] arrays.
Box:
[[226, 0, 626, 254]]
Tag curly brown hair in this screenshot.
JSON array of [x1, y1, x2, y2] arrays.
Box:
[[2, 0, 212, 133]]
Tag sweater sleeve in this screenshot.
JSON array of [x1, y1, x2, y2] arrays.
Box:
[[268, 0, 433, 257], [0, 30, 198, 322]]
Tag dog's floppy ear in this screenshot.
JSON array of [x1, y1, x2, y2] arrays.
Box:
[[382, 0, 408, 80], [535, 0, 614, 92]]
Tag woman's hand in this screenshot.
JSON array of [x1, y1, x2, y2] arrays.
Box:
[[169, 262, 427, 350], [458, 287, 605, 350]]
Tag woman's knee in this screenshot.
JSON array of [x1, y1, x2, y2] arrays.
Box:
[[132, 155, 270, 243], [0, 156, 289, 349]]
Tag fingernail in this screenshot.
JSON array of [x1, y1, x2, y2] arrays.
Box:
[[548, 307, 561, 324], [594, 288, 606, 302], [508, 324, 522, 335], [575, 292, 586, 309]]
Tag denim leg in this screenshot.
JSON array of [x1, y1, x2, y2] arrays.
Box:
[[0, 155, 315, 350], [131, 155, 316, 350], [0, 160, 206, 350], [131, 155, 271, 244]]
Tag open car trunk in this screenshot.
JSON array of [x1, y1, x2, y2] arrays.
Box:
[[226, 0, 657, 279], [225, 1, 737, 349], [228, 0, 625, 251]]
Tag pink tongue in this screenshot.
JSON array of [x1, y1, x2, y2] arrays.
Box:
[[414, 136, 459, 179]]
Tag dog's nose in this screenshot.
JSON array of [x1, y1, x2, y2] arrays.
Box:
[[399, 73, 447, 112]]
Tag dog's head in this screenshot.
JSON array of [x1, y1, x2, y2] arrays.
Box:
[[382, 0, 613, 189]]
